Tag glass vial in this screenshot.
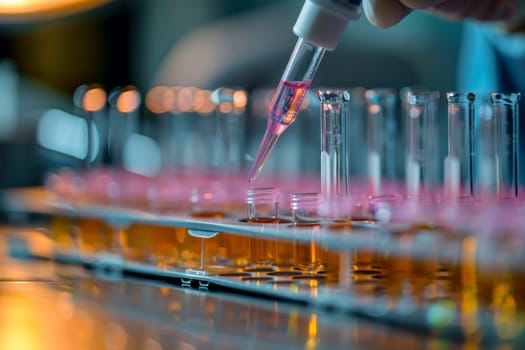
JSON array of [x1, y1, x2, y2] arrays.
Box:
[[189, 185, 228, 271], [246, 187, 280, 223], [212, 87, 247, 198], [477, 102, 497, 198], [213, 87, 246, 173], [73, 84, 107, 169], [190, 185, 226, 219], [365, 88, 399, 195], [246, 187, 280, 269], [291, 192, 325, 273], [291, 192, 321, 226], [491, 92, 521, 199], [107, 86, 141, 168], [444, 92, 475, 201], [348, 87, 367, 179], [406, 91, 440, 199], [318, 89, 350, 197]]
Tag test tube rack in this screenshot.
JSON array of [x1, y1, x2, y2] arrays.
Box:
[[3, 186, 525, 347]]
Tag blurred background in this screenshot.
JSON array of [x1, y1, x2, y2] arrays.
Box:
[[0, 0, 463, 189]]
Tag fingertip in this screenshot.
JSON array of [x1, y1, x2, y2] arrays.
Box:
[[363, 0, 412, 28]]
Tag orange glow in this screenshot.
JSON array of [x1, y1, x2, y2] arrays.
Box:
[[117, 89, 140, 113], [71, 310, 94, 340], [461, 236, 479, 335], [368, 104, 381, 115], [279, 85, 306, 124], [308, 313, 317, 338], [203, 192, 213, 200], [56, 292, 74, 320], [83, 87, 106, 112], [0, 0, 111, 21], [176, 87, 196, 113], [168, 301, 182, 311], [305, 313, 318, 349], [219, 102, 233, 114], [146, 86, 175, 114], [193, 89, 215, 115], [200, 92, 216, 114], [105, 322, 128, 350], [299, 93, 309, 111], [233, 90, 247, 109], [170, 86, 182, 113]]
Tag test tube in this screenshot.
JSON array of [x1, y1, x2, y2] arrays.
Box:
[[212, 87, 247, 191], [73, 84, 107, 168], [365, 88, 398, 195], [246, 187, 280, 223], [491, 92, 521, 199], [444, 92, 475, 201], [477, 102, 496, 198], [291, 192, 321, 227], [164, 86, 194, 170], [190, 184, 226, 219], [246, 187, 280, 270], [347, 87, 367, 179], [107, 86, 141, 168], [318, 89, 350, 198], [406, 91, 440, 199], [145, 85, 177, 170], [399, 86, 426, 169], [291, 192, 325, 273], [190, 185, 226, 272]]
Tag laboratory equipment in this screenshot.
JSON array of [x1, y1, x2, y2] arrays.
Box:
[[189, 185, 228, 272], [246, 187, 280, 223], [212, 87, 247, 193], [291, 192, 326, 272], [73, 84, 107, 168], [190, 184, 226, 219], [365, 88, 399, 196], [477, 102, 497, 198], [13, 78, 525, 348], [405, 91, 440, 199], [291, 192, 321, 226], [491, 92, 521, 199], [248, 0, 362, 182], [107, 86, 141, 168], [347, 87, 367, 179], [145, 85, 177, 169], [444, 92, 475, 201], [319, 89, 350, 198], [246, 187, 280, 269]]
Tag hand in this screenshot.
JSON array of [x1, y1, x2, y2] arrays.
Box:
[[363, 0, 516, 28]]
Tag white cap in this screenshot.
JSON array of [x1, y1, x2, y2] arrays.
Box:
[[293, 0, 360, 51]]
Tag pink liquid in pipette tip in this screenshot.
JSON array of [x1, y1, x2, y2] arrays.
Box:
[[248, 80, 311, 183]]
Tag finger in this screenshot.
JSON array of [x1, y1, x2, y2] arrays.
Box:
[[399, 0, 445, 10], [363, 0, 413, 28]]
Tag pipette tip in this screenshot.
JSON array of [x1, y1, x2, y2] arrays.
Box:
[[247, 130, 281, 183]]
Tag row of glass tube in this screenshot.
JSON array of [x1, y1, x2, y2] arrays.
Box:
[[320, 88, 521, 202], [67, 83, 521, 206]]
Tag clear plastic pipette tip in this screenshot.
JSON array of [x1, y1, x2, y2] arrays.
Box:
[[247, 128, 281, 183]]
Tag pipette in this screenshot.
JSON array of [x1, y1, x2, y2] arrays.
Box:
[[248, 0, 362, 183]]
